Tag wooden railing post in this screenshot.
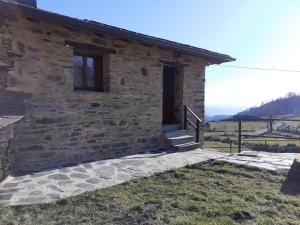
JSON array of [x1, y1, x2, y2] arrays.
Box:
[[270, 116, 273, 133], [196, 119, 200, 143], [238, 119, 242, 153], [184, 106, 202, 143], [184, 106, 187, 129]]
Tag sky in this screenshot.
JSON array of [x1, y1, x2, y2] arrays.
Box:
[[38, 0, 300, 113]]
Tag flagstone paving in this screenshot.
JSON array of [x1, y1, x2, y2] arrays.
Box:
[[219, 150, 298, 171], [0, 148, 298, 206]]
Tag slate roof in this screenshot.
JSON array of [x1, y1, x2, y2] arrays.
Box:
[[0, 0, 235, 64]]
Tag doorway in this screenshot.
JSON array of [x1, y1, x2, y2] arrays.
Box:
[[162, 66, 180, 125]]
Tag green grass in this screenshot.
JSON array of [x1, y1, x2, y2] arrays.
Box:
[[280, 119, 300, 127], [207, 121, 300, 149], [209, 122, 267, 133], [204, 140, 240, 153], [242, 137, 300, 147], [1, 161, 299, 225]]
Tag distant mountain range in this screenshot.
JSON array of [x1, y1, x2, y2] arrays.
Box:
[[205, 115, 232, 122], [206, 93, 300, 122], [237, 94, 300, 118], [205, 105, 244, 119]]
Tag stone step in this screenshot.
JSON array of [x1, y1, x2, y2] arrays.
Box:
[[162, 124, 181, 133], [167, 135, 194, 145], [163, 129, 199, 151], [173, 142, 200, 151], [164, 130, 187, 138]]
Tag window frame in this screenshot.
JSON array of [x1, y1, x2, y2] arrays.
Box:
[[73, 51, 104, 92]]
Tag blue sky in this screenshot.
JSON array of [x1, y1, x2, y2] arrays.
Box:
[[39, 0, 300, 112]]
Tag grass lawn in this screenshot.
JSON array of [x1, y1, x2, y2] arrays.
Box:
[[242, 137, 300, 147], [204, 140, 240, 153], [209, 122, 267, 133], [1, 161, 299, 225]]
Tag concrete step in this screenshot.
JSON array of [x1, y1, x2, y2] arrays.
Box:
[[168, 135, 194, 145], [165, 130, 187, 138], [163, 129, 199, 151], [162, 124, 181, 133], [174, 142, 200, 151]]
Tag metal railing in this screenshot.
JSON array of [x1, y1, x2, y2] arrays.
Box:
[[184, 106, 202, 143], [205, 117, 300, 153]]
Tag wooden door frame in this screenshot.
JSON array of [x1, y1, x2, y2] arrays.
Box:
[[162, 63, 184, 125]]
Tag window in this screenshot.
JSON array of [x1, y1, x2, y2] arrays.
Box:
[[73, 51, 105, 92]]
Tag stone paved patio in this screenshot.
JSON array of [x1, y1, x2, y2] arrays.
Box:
[[0, 148, 297, 206], [219, 150, 298, 171], [0, 149, 228, 206]]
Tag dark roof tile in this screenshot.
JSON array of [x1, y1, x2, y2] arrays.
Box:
[[0, 1, 235, 64]]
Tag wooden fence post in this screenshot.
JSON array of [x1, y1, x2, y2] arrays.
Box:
[[238, 119, 242, 153]]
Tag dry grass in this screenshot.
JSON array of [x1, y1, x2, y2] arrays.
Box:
[[1, 161, 299, 225]]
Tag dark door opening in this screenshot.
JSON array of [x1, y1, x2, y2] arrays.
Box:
[[162, 66, 176, 125]]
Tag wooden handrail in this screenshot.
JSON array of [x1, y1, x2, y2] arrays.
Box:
[[185, 106, 202, 122], [186, 118, 196, 129], [184, 106, 202, 143]]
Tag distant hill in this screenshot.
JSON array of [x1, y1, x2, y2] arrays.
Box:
[[236, 93, 300, 118], [205, 115, 232, 122], [205, 105, 244, 117]]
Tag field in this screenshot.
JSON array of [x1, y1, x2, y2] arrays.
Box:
[[209, 121, 267, 133], [0, 161, 299, 225], [204, 120, 300, 153], [204, 140, 243, 153]]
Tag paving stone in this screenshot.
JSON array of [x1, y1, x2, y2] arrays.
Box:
[[21, 179, 32, 183], [48, 185, 64, 192], [123, 160, 146, 167], [73, 167, 88, 173], [70, 173, 90, 179], [0, 188, 20, 194], [37, 179, 51, 185], [2, 183, 18, 188], [75, 183, 94, 190], [13, 176, 27, 181], [126, 167, 142, 172], [48, 174, 70, 180], [0, 194, 13, 201], [83, 163, 93, 169], [72, 189, 82, 195], [96, 166, 115, 179], [59, 168, 70, 173], [86, 178, 101, 184], [95, 161, 107, 166], [29, 190, 43, 196], [111, 163, 126, 169], [116, 173, 131, 180], [57, 180, 73, 186], [48, 193, 61, 200], [31, 172, 52, 178]]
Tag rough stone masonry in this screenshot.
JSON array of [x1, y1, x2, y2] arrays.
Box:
[[0, 121, 15, 181], [0, 1, 232, 174]]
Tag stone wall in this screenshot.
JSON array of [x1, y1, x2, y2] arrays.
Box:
[[0, 123, 14, 181], [0, 9, 206, 173]]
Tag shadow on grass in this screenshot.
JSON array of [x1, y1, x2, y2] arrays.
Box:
[[280, 160, 300, 195]]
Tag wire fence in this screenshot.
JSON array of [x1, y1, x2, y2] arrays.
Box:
[[204, 118, 300, 154]]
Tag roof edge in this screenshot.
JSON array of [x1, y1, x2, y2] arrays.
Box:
[[0, 1, 236, 64]]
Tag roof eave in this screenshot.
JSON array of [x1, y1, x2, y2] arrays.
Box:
[[0, 1, 235, 64]]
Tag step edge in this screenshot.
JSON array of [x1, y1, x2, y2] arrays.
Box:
[[174, 142, 200, 147], [168, 135, 194, 140]]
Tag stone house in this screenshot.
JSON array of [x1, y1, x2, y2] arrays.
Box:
[[0, 0, 234, 176]]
